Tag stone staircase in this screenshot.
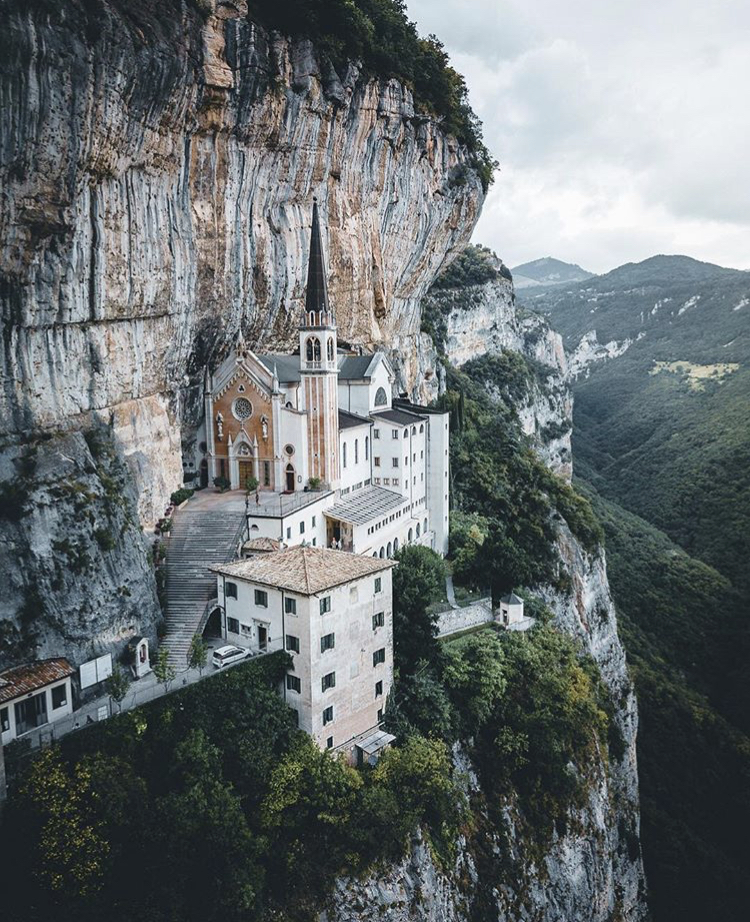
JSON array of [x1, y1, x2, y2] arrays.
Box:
[[163, 504, 246, 667]]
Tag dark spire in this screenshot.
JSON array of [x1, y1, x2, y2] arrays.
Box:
[[304, 198, 331, 321]]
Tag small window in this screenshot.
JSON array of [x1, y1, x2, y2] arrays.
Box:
[[255, 589, 268, 607], [420, 424, 424, 433], [342, 442, 347, 468], [365, 437, 369, 460], [326, 735, 334, 747], [377, 708, 383, 723], [320, 633, 335, 653], [312, 515, 316, 527], [412, 426, 417, 435], [323, 706, 334, 725], [286, 634, 300, 653], [373, 428, 380, 439], [374, 456, 381, 467], [372, 611, 384, 630], [226, 582, 238, 599], [374, 577, 382, 594], [373, 648, 385, 666], [392, 429, 398, 439], [403, 430, 408, 439], [416, 524, 421, 538], [285, 597, 297, 615], [392, 457, 398, 468], [375, 680, 383, 698], [228, 617, 240, 634], [300, 521, 305, 534], [0, 706, 8, 732], [286, 526, 291, 539], [263, 460, 271, 486], [312, 537, 317, 546], [404, 456, 408, 466], [355, 440, 359, 464], [322, 672, 336, 692], [286, 674, 301, 693], [51, 684, 67, 709], [320, 596, 331, 615]]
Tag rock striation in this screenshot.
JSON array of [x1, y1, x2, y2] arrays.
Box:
[[0, 0, 483, 664], [421, 265, 573, 478]]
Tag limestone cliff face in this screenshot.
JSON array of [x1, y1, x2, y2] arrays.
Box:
[[421, 268, 573, 478], [331, 256, 645, 921], [324, 529, 647, 922], [0, 0, 482, 665], [0, 0, 483, 514]]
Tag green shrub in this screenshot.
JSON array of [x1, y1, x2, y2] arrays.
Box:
[[170, 488, 194, 506], [213, 475, 231, 492]]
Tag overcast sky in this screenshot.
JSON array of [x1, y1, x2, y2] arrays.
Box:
[[407, 0, 750, 273]]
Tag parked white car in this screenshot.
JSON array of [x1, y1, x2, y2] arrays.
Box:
[[211, 645, 251, 669]]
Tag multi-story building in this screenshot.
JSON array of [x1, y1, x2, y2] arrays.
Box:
[[211, 546, 395, 758], [197, 199, 450, 558]]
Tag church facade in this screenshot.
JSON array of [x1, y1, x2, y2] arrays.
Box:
[[201, 201, 450, 559]]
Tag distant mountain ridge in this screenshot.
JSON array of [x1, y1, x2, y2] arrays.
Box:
[[511, 256, 595, 289], [516, 252, 750, 599]]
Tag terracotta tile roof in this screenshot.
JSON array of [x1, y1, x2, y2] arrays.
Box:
[[211, 546, 395, 595], [242, 536, 282, 552], [0, 658, 74, 705]]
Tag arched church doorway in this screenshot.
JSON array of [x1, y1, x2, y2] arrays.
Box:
[[285, 464, 295, 492]]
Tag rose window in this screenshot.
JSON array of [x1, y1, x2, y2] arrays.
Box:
[[233, 397, 253, 420]]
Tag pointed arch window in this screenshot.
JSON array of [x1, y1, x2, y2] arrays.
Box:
[[327, 337, 334, 361], [306, 336, 321, 362]]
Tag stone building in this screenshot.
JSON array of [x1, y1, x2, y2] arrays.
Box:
[[211, 546, 395, 756], [198, 201, 450, 558]]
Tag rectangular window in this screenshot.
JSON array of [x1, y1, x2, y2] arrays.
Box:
[[300, 521, 305, 534], [404, 456, 409, 466], [393, 478, 399, 486], [320, 632, 335, 653], [320, 596, 331, 615], [312, 538, 317, 546], [323, 706, 334, 725], [263, 460, 271, 486], [375, 680, 383, 698], [286, 674, 301, 693], [392, 429, 399, 439], [372, 611, 384, 630], [413, 453, 416, 462], [286, 526, 291, 539], [326, 735, 334, 747], [377, 708, 383, 723], [373, 429, 380, 439], [374, 577, 382, 594], [373, 648, 386, 666], [383, 477, 390, 485], [322, 671, 336, 692], [392, 457, 399, 468], [225, 582, 238, 599], [285, 597, 297, 615], [1, 706, 9, 732], [286, 634, 300, 653], [228, 617, 240, 634], [374, 456, 381, 467], [312, 515, 316, 527], [254, 589, 268, 607]]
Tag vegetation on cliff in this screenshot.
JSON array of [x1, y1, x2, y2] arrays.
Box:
[[245, 0, 496, 188], [580, 483, 750, 922]]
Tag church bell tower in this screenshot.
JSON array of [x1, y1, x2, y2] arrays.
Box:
[[300, 198, 339, 488]]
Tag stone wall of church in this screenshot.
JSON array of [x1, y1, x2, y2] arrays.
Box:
[[211, 373, 275, 490]]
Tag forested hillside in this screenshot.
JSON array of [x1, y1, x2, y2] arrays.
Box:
[[579, 484, 750, 922], [520, 255, 750, 595]]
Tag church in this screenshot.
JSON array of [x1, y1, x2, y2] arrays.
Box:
[[200, 201, 450, 560]]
